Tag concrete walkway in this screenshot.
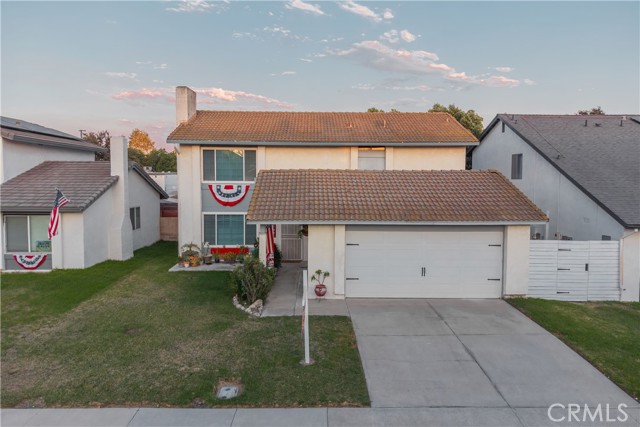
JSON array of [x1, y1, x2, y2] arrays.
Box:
[[261, 264, 348, 317]]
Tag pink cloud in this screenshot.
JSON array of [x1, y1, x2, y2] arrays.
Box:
[[112, 88, 169, 100]]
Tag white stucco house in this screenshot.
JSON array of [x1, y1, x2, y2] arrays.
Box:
[[473, 114, 640, 301], [1, 133, 168, 272], [1, 116, 106, 183], [167, 86, 547, 300]]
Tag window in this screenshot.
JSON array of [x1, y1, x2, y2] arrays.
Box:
[[203, 149, 256, 182], [4, 215, 51, 252], [358, 147, 385, 170], [203, 214, 256, 246], [511, 153, 523, 179], [130, 207, 141, 230], [602, 235, 611, 241]]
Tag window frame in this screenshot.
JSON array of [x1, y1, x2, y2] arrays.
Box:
[[130, 207, 141, 230], [3, 214, 52, 253], [201, 212, 256, 247], [201, 147, 257, 183], [511, 153, 523, 180]]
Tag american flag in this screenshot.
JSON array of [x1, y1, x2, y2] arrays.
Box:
[[48, 190, 69, 239]]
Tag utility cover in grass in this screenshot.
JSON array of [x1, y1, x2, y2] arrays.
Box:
[[215, 380, 242, 400]]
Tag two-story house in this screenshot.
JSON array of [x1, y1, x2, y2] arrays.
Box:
[[168, 86, 547, 300]]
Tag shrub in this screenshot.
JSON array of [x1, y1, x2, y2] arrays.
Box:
[[274, 244, 282, 268], [230, 256, 277, 305]]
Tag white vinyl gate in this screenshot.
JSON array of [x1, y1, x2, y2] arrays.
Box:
[[528, 240, 620, 301]]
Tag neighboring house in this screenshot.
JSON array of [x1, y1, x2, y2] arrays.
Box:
[[473, 114, 640, 301], [148, 172, 178, 198], [1, 116, 105, 183], [167, 86, 546, 300], [0, 136, 168, 271]]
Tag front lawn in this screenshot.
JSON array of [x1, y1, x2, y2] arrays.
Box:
[[1, 242, 369, 408], [509, 298, 640, 400]]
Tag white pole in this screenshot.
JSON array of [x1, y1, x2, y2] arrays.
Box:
[[302, 268, 311, 365]]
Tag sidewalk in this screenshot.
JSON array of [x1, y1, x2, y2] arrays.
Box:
[[0, 406, 527, 427]]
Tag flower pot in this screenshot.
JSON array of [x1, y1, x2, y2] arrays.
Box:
[[183, 261, 190, 268], [314, 284, 327, 297]]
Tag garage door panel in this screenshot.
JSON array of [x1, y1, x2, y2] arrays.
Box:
[[345, 226, 503, 299]]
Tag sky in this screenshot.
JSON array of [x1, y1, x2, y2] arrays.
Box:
[[1, 1, 639, 149]]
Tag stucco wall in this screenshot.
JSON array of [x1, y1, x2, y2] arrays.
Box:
[[473, 123, 624, 240], [503, 225, 530, 296], [621, 230, 640, 302], [177, 145, 202, 250], [307, 225, 341, 299], [391, 147, 466, 170], [1, 138, 95, 183], [265, 147, 351, 170], [58, 212, 85, 269], [82, 188, 113, 268], [129, 170, 161, 250]]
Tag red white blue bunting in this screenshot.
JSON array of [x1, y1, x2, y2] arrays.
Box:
[[208, 184, 250, 207], [13, 254, 47, 270]]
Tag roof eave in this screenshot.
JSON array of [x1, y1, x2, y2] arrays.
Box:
[[2, 131, 108, 153], [167, 139, 478, 147], [246, 219, 547, 226]]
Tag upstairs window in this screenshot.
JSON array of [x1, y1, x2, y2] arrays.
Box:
[[358, 147, 385, 170], [203, 149, 256, 182], [511, 153, 523, 180]]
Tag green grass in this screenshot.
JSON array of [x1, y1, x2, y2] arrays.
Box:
[[1, 241, 369, 408], [508, 298, 640, 400]]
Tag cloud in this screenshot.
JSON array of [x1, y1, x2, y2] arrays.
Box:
[[112, 88, 168, 100], [119, 118, 134, 124], [270, 71, 297, 76], [285, 0, 325, 16], [492, 66, 514, 73], [165, 0, 226, 13], [263, 26, 310, 41], [232, 32, 258, 40], [380, 30, 399, 43], [331, 40, 529, 88], [338, 1, 391, 22], [104, 72, 137, 79], [400, 30, 416, 43], [136, 61, 169, 70], [352, 82, 430, 92], [299, 58, 313, 63], [523, 79, 536, 86], [154, 63, 168, 70], [112, 86, 294, 109]]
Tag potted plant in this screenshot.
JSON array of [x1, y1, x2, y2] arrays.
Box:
[[177, 256, 185, 268], [311, 269, 330, 298], [180, 242, 200, 268], [222, 251, 237, 263], [212, 250, 220, 263], [202, 242, 212, 264], [297, 225, 308, 238]]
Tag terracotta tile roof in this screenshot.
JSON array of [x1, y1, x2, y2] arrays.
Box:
[[168, 111, 478, 144], [1, 161, 168, 213], [247, 169, 547, 223]]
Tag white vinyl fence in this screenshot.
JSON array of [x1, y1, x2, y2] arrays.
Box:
[[529, 240, 620, 301]]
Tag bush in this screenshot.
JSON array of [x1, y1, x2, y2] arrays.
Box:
[[274, 244, 282, 268], [230, 256, 277, 305]]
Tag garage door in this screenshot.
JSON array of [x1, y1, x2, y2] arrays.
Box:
[[345, 226, 504, 298]]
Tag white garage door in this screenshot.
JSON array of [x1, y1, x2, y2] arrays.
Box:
[[345, 226, 504, 298]]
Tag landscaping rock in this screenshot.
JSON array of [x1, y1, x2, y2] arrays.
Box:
[[232, 296, 264, 317]]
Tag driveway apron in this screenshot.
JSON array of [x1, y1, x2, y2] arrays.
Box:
[[347, 298, 638, 425]]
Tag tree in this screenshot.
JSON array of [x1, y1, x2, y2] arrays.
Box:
[[367, 107, 385, 113], [128, 147, 147, 166], [83, 130, 110, 161], [146, 148, 177, 172], [128, 128, 155, 153], [428, 103, 484, 138], [577, 106, 605, 115]]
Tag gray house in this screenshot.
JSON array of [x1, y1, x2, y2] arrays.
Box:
[[473, 114, 639, 301]]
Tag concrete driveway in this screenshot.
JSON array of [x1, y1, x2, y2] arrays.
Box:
[[347, 299, 639, 426]]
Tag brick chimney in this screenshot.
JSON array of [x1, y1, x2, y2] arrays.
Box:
[[176, 86, 196, 126], [108, 135, 133, 261]]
